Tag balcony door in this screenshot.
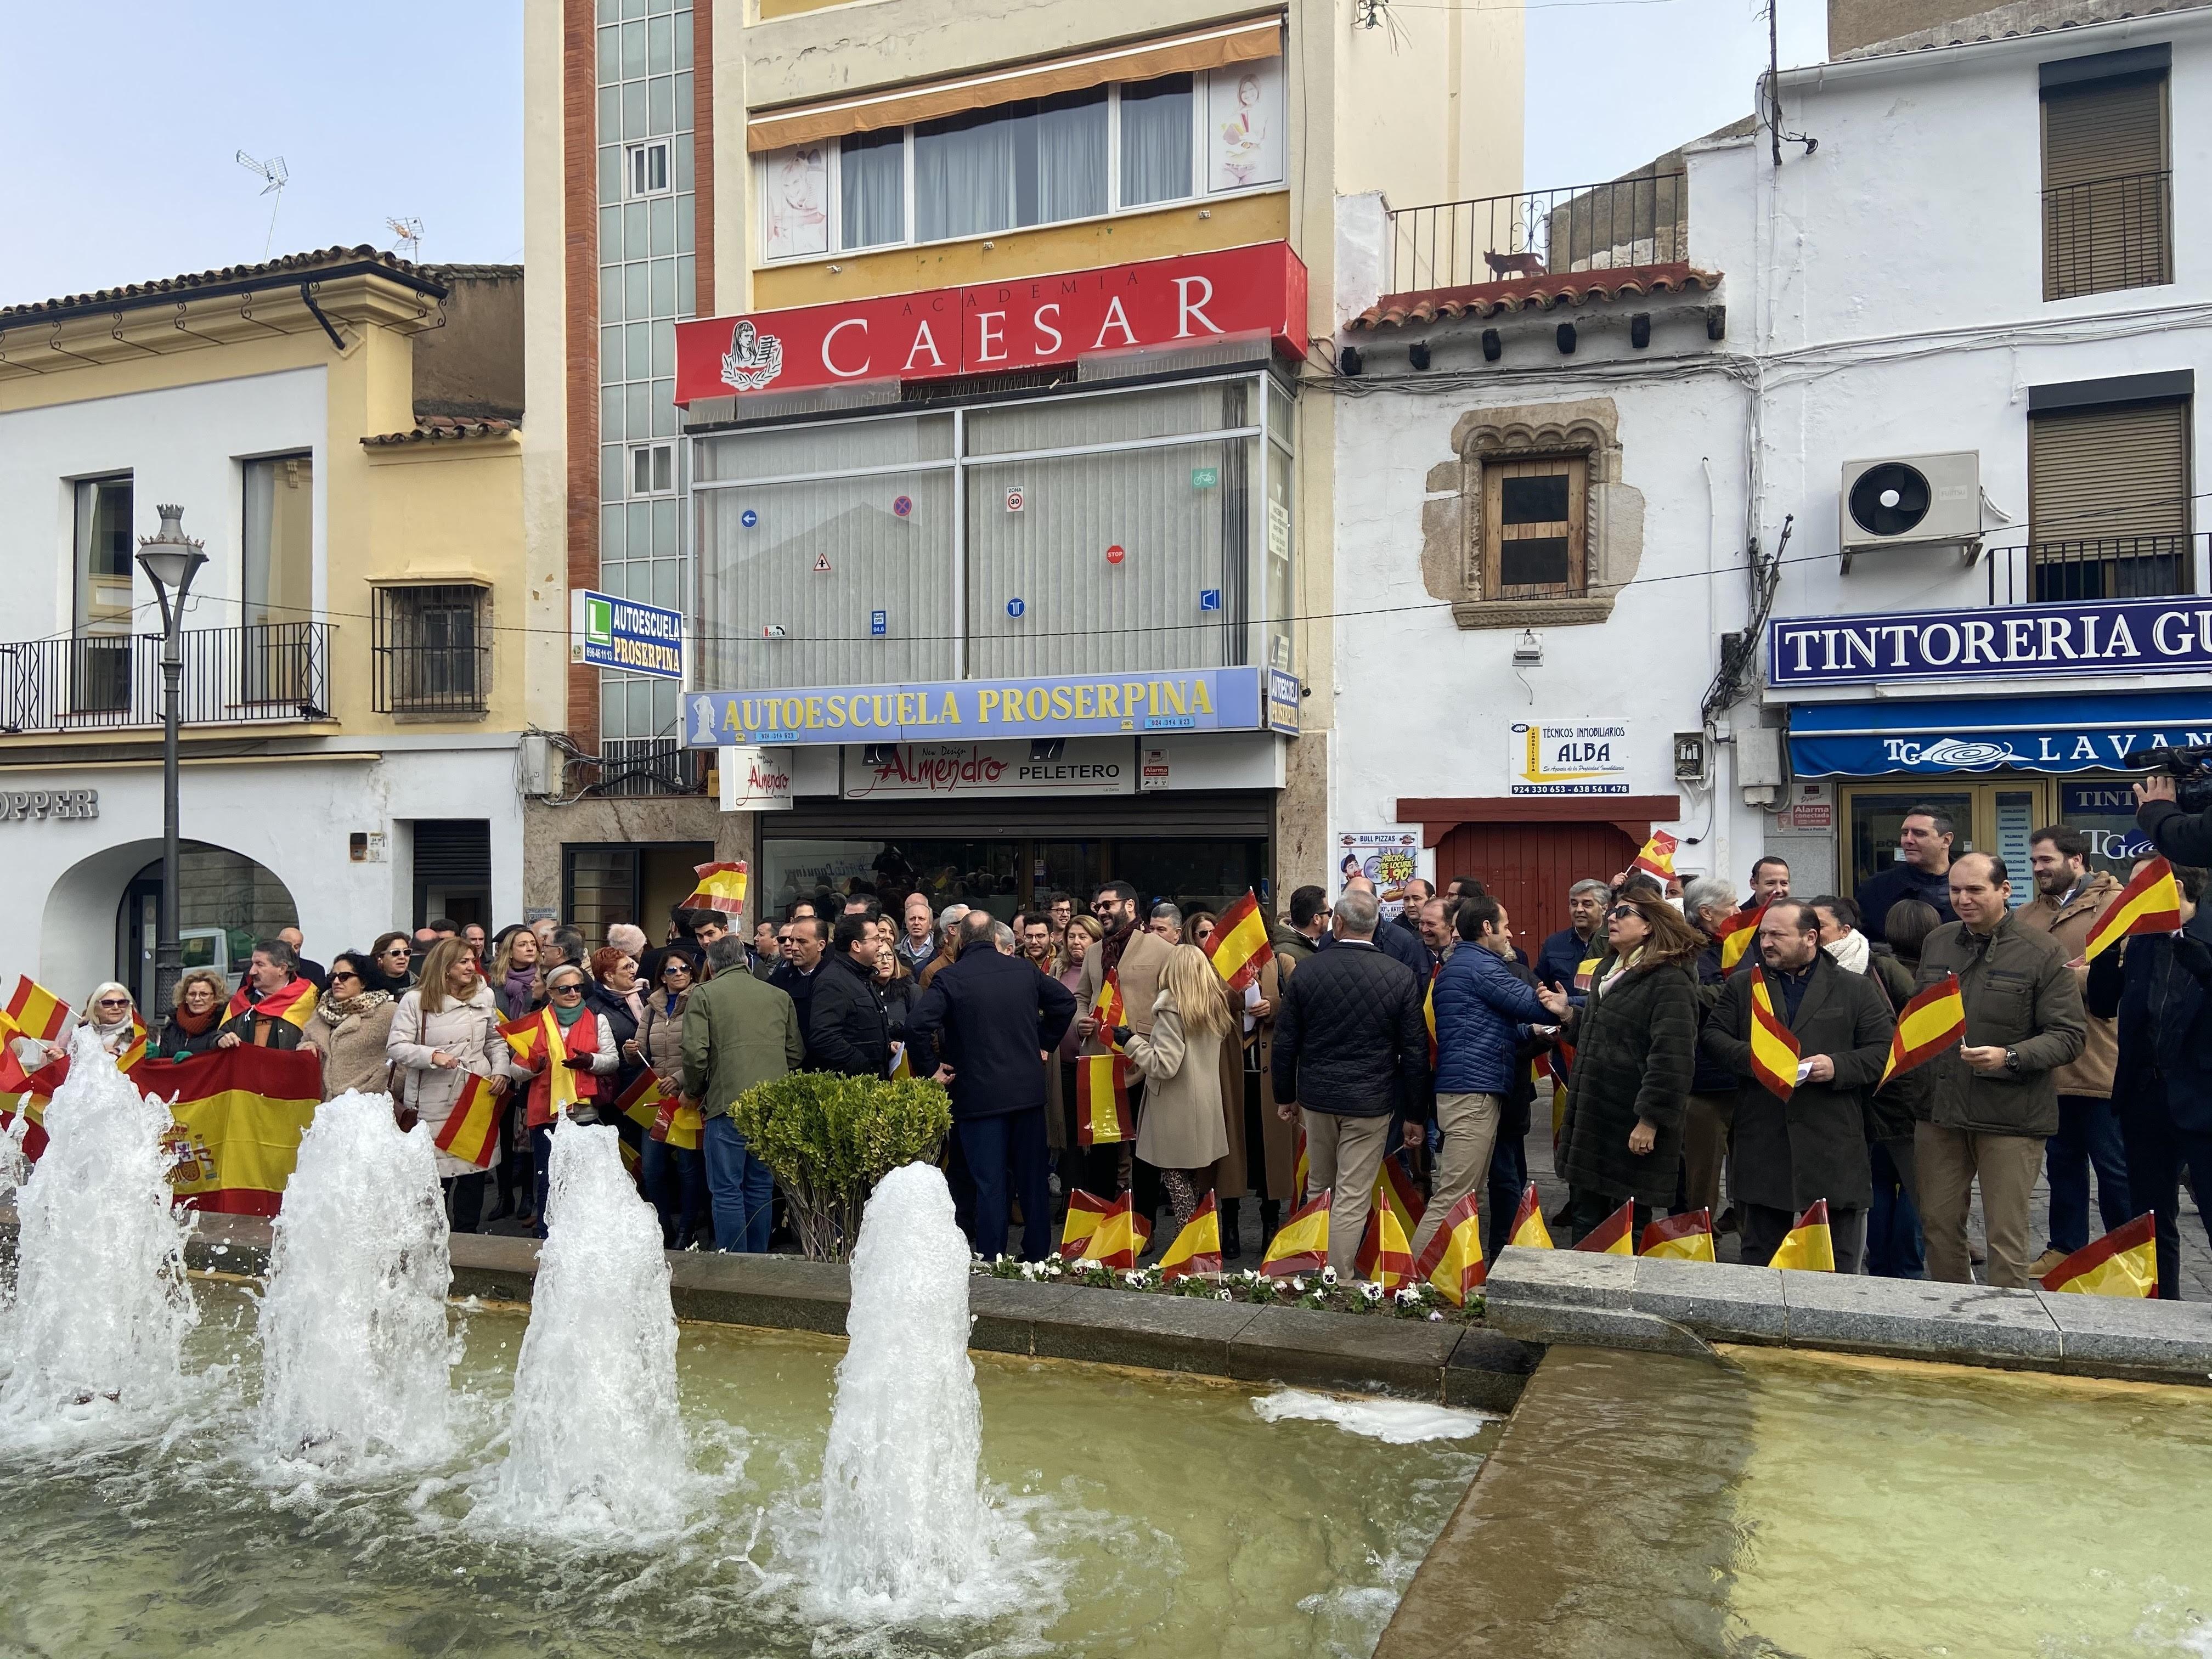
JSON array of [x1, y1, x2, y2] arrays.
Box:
[[71, 476, 135, 716], [242, 454, 314, 704]]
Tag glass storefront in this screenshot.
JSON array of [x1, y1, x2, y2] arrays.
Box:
[[1839, 772, 2149, 904]]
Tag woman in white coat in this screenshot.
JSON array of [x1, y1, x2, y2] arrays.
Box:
[[387, 935, 511, 1232]]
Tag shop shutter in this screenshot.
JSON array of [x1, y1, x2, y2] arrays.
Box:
[[2042, 75, 2169, 298], [2028, 399, 2191, 598], [411, 820, 491, 890]]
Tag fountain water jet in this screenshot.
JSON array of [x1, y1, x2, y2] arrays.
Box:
[[256, 1090, 452, 1470]]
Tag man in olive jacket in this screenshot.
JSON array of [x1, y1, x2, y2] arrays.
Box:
[[1704, 902, 1895, 1273], [1914, 853, 2087, 1288], [681, 934, 804, 1254]]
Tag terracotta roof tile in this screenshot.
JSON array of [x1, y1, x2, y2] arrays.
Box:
[[1350, 262, 1722, 332], [2, 245, 435, 320], [362, 415, 518, 447]]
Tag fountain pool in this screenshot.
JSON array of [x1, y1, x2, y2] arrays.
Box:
[[1, 1283, 1492, 1658]]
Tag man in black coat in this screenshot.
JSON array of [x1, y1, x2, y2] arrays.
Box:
[[1703, 901, 1894, 1273], [808, 914, 891, 1077], [1271, 888, 1432, 1278], [1855, 805, 1959, 943], [905, 912, 1077, 1261], [769, 916, 828, 1065]]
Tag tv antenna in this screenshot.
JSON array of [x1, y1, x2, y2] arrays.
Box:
[[235, 151, 290, 258], [386, 216, 425, 263]]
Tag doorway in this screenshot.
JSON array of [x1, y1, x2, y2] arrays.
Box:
[[1431, 820, 1639, 953], [562, 842, 718, 950]]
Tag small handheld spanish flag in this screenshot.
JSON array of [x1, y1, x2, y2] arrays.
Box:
[[1413, 1192, 1486, 1304], [5, 976, 70, 1043], [1632, 830, 1679, 882], [617, 1066, 669, 1135], [433, 1073, 502, 1169], [682, 860, 750, 917], [652, 1094, 703, 1152], [1508, 1181, 1554, 1249], [1203, 889, 1275, 991], [1261, 1189, 1332, 1277], [1075, 1052, 1132, 1147], [1571, 1199, 1635, 1256], [2083, 856, 2183, 961], [1880, 973, 1967, 1086], [1355, 1198, 1415, 1289], [1091, 972, 1127, 1053], [1060, 1188, 1113, 1260], [117, 1015, 149, 1075], [1292, 1122, 1309, 1205], [1158, 1192, 1223, 1283], [2039, 1212, 2157, 1297], [1749, 972, 1803, 1101], [1086, 1189, 1151, 1268], [1767, 1198, 1836, 1272], [1378, 1153, 1427, 1239], [1640, 1208, 1717, 1261], [1711, 905, 1764, 971]]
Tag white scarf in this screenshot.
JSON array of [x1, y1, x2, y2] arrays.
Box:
[[1824, 929, 1871, 976]]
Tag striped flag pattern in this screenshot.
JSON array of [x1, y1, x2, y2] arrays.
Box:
[[433, 1073, 502, 1169], [1203, 889, 1274, 991], [2040, 1212, 2157, 1297], [2083, 856, 2183, 961], [1571, 1199, 1635, 1256], [1879, 973, 1967, 1086], [1413, 1192, 1486, 1304], [683, 860, 750, 916], [1640, 1209, 1717, 1261], [1158, 1192, 1222, 1283], [1749, 973, 1802, 1101]]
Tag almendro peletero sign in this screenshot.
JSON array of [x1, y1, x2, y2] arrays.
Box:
[[1768, 596, 2212, 687]]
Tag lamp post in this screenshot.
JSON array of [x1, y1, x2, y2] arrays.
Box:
[[137, 505, 207, 1015]]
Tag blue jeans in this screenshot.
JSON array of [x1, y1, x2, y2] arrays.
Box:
[[956, 1108, 1052, 1262], [702, 1111, 776, 1253], [1866, 1136, 1926, 1279], [1485, 1124, 1528, 1265], [641, 1137, 711, 1249], [2045, 1093, 2131, 1255]]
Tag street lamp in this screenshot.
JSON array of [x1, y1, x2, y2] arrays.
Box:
[[137, 505, 207, 1015]]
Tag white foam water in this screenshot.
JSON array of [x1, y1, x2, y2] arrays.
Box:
[[256, 1091, 453, 1473], [1252, 1387, 1497, 1443], [473, 1116, 693, 1539], [0, 1029, 199, 1447]]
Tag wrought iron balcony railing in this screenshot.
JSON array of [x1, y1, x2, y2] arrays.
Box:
[[0, 623, 332, 734], [1385, 173, 1688, 296], [589, 737, 708, 798], [2043, 170, 2172, 301], [1985, 534, 2203, 604]]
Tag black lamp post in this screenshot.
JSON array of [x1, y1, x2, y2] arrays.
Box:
[[136, 505, 207, 1015]]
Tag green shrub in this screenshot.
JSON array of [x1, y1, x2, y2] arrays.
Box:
[[726, 1072, 951, 1260]]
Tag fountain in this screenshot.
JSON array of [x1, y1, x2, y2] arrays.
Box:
[[475, 1115, 693, 1538], [256, 1090, 453, 1470], [0, 1029, 198, 1443]]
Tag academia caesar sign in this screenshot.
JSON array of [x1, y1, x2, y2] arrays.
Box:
[[1768, 597, 2212, 687]]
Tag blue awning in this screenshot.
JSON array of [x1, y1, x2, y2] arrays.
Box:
[[1788, 690, 2212, 776]]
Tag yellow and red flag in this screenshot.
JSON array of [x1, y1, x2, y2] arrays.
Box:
[[1768, 1198, 1836, 1271], [1508, 1181, 1554, 1249], [2083, 856, 2183, 961], [1060, 1188, 1113, 1261], [503, 1007, 585, 1119], [683, 860, 750, 917], [1091, 972, 1127, 1054], [0, 1091, 48, 1163], [1572, 1199, 1635, 1256], [617, 1066, 669, 1133], [1711, 905, 1764, 971], [117, 1015, 149, 1075], [617, 1068, 698, 1151], [227, 974, 318, 1029], [1749, 973, 1802, 1101], [1159, 1192, 1222, 1283], [1378, 1154, 1426, 1240], [1292, 1122, 1309, 1205], [1355, 1198, 1414, 1288], [134, 1047, 323, 1217], [1423, 967, 1438, 1069], [6, 977, 69, 1043], [1203, 889, 1274, 991], [1086, 1189, 1151, 1268], [1261, 1189, 1332, 1277], [1640, 1209, 1717, 1261], [1879, 973, 1967, 1087], [1075, 1052, 1132, 1147], [1413, 1191, 1486, 1304], [1632, 830, 1678, 882], [433, 1072, 503, 1169], [2040, 1211, 2157, 1297]]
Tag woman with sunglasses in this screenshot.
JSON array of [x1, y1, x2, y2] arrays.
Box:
[[1537, 891, 1703, 1246], [388, 936, 511, 1232], [302, 951, 398, 1100], [635, 953, 708, 1247], [74, 983, 141, 1061], [509, 961, 619, 1237], [368, 931, 416, 995]]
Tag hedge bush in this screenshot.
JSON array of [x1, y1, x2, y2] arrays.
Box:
[[725, 1071, 951, 1261]]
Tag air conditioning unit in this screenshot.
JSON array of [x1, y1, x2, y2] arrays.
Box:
[[1838, 452, 1980, 571]]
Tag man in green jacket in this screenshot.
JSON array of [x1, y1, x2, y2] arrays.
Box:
[[1915, 853, 2087, 1288], [681, 934, 803, 1252]]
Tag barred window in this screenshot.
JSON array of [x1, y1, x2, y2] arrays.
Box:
[[374, 584, 490, 714]]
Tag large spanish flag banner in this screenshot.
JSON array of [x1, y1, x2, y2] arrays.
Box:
[[1509, 1181, 1554, 1249], [1641, 1209, 1717, 1261], [1086, 1189, 1151, 1268], [1572, 1199, 1635, 1256], [1879, 973, 1967, 1086], [683, 860, 750, 916], [1414, 1192, 1486, 1304], [433, 1073, 502, 1169], [1749, 973, 1802, 1101], [2040, 1212, 2157, 1297], [226, 975, 318, 1029], [1159, 1192, 1222, 1283], [1711, 905, 1764, 972], [1203, 889, 1274, 991], [1768, 1198, 1836, 1272], [2083, 856, 2183, 961], [1261, 1189, 1332, 1277], [1075, 1052, 1132, 1147], [1632, 830, 1678, 882], [136, 1047, 323, 1217], [1060, 1187, 1113, 1260]]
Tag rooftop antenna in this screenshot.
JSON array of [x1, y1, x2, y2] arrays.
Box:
[[386, 216, 425, 263], [235, 151, 290, 259]]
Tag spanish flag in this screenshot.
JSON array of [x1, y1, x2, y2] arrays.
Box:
[[1749, 972, 1802, 1101], [1091, 972, 1127, 1054], [1641, 1209, 1717, 1261], [1086, 1189, 1151, 1268], [1292, 1122, 1309, 1204], [2083, 856, 2183, 961], [135, 1046, 324, 1217], [1767, 1198, 1836, 1272], [1378, 1153, 1427, 1239], [1711, 905, 1764, 971], [1159, 1192, 1223, 1283], [1355, 1198, 1414, 1289], [1060, 1187, 1113, 1260], [653, 1094, 702, 1151], [5, 976, 69, 1043], [226, 974, 318, 1029], [1261, 1189, 1332, 1277], [1879, 973, 1967, 1086], [1203, 889, 1274, 992], [683, 860, 750, 917], [1508, 1181, 1554, 1249], [1572, 1199, 1635, 1256], [0, 1094, 48, 1162], [2040, 1212, 2157, 1297], [1413, 1192, 1486, 1304], [1075, 1052, 1132, 1147], [1423, 967, 1438, 1069], [503, 1007, 584, 1117], [1632, 830, 1678, 882], [117, 1016, 148, 1075], [617, 1068, 671, 1135], [433, 1072, 502, 1169]]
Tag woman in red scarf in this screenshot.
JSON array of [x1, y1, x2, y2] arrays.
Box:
[[507, 961, 619, 1235]]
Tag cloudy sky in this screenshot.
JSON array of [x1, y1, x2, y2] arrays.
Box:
[[0, 0, 1822, 304]]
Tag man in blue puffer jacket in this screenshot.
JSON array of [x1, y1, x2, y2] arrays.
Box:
[[1410, 894, 1551, 1264]]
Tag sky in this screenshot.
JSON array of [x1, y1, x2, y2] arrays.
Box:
[[0, 0, 1825, 307]]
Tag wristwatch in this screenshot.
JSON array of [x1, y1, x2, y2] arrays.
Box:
[[2003, 1047, 2021, 1074]]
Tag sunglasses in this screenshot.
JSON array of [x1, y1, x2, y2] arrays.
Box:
[[97, 997, 131, 1009], [663, 964, 692, 978], [330, 970, 360, 984], [1607, 905, 1645, 921], [550, 982, 584, 995]]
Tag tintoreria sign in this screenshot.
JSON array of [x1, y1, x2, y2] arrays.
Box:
[[1769, 597, 2212, 687]]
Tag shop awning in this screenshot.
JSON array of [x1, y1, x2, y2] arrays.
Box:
[[1787, 690, 2212, 776]]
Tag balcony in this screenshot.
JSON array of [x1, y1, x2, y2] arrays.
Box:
[[1986, 534, 2205, 604], [589, 737, 708, 798], [2043, 170, 2172, 301], [1384, 173, 1689, 296], [0, 624, 332, 736]]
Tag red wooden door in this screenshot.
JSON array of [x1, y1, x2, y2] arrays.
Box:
[[1434, 821, 1637, 956]]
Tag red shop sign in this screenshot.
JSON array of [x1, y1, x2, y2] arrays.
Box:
[[675, 241, 1308, 405]]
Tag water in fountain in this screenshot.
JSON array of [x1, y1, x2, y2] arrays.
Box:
[[0, 1029, 199, 1446], [473, 1116, 693, 1539], [256, 1090, 453, 1472]]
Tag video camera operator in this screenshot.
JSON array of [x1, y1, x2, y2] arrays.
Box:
[[2133, 744, 2212, 866]]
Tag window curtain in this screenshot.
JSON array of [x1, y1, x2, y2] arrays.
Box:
[[1120, 75, 1193, 206], [917, 111, 1014, 241], [1033, 91, 1107, 224], [840, 131, 905, 249]]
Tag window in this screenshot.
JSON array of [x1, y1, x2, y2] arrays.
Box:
[[627, 139, 670, 199], [1120, 75, 1193, 207], [242, 454, 314, 702], [2027, 395, 2192, 597], [71, 475, 134, 715], [839, 129, 905, 249], [374, 584, 490, 714], [2041, 49, 2170, 300], [629, 441, 675, 498], [1484, 458, 1586, 598]]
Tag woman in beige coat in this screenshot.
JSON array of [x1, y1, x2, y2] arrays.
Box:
[[1121, 944, 1233, 1230], [301, 951, 397, 1100], [387, 937, 511, 1233]]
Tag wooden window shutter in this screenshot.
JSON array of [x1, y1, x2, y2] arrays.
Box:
[[2042, 75, 2170, 298], [2027, 399, 2191, 597], [1482, 456, 1587, 599]]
